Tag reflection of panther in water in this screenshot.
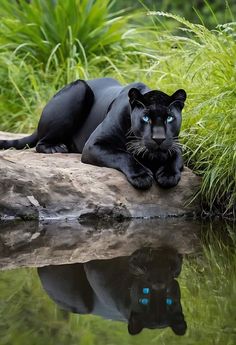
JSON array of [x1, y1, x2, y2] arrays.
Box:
[[0, 78, 186, 189], [38, 247, 187, 335]]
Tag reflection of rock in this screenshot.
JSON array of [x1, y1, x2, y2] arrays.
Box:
[[0, 131, 201, 220], [0, 218, 200, 270]]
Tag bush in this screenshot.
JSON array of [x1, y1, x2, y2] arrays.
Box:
[[0, 0, 129, 67]]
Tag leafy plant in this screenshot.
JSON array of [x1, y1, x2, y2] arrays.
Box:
[[0, 0, 129, 67]]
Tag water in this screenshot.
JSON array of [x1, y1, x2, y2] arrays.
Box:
[[0, 219, 235, 345]]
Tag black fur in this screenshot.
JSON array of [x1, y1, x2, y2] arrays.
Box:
[[38, 247, 187, 336], [0, 78, 186, 189]]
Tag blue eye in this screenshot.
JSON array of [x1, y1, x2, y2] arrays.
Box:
[[167, 115, 174, 123], [166, 298, 173, 306], [142, 115, 150, 123], [139, 298, 149, 305], [142, 288, 150, 294]]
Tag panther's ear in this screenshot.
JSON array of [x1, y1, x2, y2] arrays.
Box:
[[169, 89, 186, 111], [171, 89, 187, 102], [128, 88, 145, 108], [171, 317, 187, 336], [169, 100, 185, 111], [128, 312, 143, 335]]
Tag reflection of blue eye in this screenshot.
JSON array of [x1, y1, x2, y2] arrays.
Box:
[[142, 115, 150, 123], [167, 115, 174, 123], [142, 288, 150, 294], [166, 298, 173, 305], [139, 298, 149, 305]]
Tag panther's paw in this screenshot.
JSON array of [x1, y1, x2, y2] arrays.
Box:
[[156, 170, 181, 188], [36, 143, 68, 154], [128, 170, 153, 190], [51, 144, 69, 153]]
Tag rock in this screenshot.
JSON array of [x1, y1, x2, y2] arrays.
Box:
[[0, 131, 201, 220], [0, 218, 201, 270]]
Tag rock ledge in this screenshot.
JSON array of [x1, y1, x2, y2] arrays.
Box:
[[0, 131, 201, 220]]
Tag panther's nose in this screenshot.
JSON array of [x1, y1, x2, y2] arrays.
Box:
[[152, 137, 165, 145]]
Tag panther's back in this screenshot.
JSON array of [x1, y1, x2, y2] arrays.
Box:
[[72, 78, 123, 152]]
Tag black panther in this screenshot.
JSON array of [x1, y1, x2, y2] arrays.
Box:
[[0, 78, 186, 189], [38, 247, 187, 336]]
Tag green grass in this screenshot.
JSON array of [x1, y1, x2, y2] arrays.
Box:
[[0, 2, 235, 215], [179, 222, 236, 344], [0, 0, 129, 66]]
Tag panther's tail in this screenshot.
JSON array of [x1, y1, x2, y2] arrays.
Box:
[[0, 131, 38, 150]]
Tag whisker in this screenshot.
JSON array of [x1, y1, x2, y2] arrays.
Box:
[[126, 135, 143, 140], [126, 128, 133, 136], [173, 143, 182, 149], [137, 146, 145, 155]]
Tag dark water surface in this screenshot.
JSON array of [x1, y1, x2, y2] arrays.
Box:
[[0, 219, 235, 345]]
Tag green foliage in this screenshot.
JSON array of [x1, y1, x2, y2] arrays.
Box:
[[179, 222, 236, 344], [113, 0, 236, 29], [154, 13, 236, 216], [0, 50, 95, 133], [0, 0, 129, 66]]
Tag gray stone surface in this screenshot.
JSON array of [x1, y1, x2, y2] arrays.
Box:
[[0, 218, 201, 270], [0, 131, 201, 220]]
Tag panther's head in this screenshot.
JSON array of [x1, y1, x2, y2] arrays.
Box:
[[127, 247, 187, 336], [127, 88, 186, 157]]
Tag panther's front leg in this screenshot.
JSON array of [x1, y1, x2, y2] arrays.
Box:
[[155, 151, 183, 188], [82, 144, 153, 190]]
